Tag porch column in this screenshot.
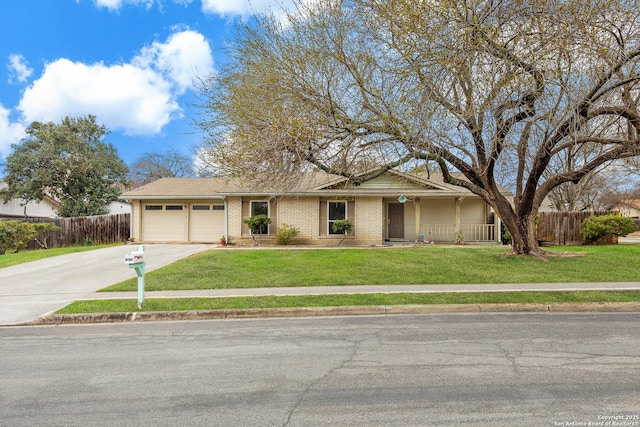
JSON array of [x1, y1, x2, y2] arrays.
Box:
[[455, 197, 462, 241]]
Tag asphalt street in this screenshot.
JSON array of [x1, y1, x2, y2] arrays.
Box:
[[1, 313, 639, 426], [0, 244, 214, 325]]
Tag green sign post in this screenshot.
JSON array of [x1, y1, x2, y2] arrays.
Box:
[[124, 245, 146, 308]]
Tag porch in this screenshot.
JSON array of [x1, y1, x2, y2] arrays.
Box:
[[383, 196, 501, 244], [420, 224, 498, 243]]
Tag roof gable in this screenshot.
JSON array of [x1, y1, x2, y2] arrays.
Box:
[[318, 169, 449, 191]]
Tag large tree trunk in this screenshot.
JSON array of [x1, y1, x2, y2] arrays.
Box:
[[509, 224, 546, 257], [502, 213, 547, 257], [493, 196, 547, 257]]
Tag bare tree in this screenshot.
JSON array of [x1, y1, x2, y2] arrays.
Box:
[[196, 0, 640, 256], [130, 149, 195, 185], [544, 175, 601, 212], [593, 166, 640, 211]]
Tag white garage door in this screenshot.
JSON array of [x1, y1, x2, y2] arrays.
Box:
[[189, 204, 225, 243], [142, 204, 187, 242]]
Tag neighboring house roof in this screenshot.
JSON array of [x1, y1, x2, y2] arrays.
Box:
[[120, 170, 513, 200], [2, 182, 131, 218], [0, 182, 61, 218], [609, 199, 640, 217], [612, 199, 640, 209]]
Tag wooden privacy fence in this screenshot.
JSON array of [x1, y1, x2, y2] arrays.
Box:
[[536, 211, 610, 246], [1, 214, 130, 250]]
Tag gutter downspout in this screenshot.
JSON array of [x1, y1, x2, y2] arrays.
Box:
[[130, 200, 137, 241], [223, 196, 228, 243]]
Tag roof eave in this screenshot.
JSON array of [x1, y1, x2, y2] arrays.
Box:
[[120, 194, 227, 200], [121, 191, 503, 199]]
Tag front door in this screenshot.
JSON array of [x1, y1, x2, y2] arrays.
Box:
[[388, 203, 405, 239]]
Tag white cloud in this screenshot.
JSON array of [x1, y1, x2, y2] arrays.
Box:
[[18, 59, 178, 136], [201, 0, 284, 18], [16, 30, 214, 136], [95, 0, 124, 10], [7, 54, 33, 84], [134, 30, 214, 94], [93, 0, 291, 19], [94, 0, 155, 11], [200, 0, 324, 27], [200, 0, 252, 16], [94, 0, 193, 11], [0, 104, 25, 158]]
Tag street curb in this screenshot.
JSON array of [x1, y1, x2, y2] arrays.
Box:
[[23, 302, 640, 326]]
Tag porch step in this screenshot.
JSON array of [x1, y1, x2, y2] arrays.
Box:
[[383, 241, 417, 246]]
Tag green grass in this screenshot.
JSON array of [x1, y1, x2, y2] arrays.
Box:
[[102, 245, 640, 292], [0, 244, 117, 269], [57, 291, 640, 314]]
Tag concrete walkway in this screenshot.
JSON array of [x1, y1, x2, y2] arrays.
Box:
[[0, 244, 214, 325], [34, 281, 640, 326], [95, 282, 640, 300]]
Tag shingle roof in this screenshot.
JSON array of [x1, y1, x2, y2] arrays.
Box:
[[120, 171, 512, 199], [122, 178, 239, 198], [121, 173, 341, 198]]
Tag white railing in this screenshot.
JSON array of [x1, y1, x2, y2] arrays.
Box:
[[420, 224, 496, 242]]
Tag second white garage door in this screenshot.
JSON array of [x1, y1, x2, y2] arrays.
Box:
[[189, 204, 225, 242]]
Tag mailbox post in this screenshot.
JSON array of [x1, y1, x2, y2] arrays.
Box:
[[124, 245, 146, 308]]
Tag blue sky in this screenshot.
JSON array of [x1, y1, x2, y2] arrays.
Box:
[[0, 0, 289, 169]]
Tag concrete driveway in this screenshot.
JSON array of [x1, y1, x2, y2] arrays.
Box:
[[0, 244, 214, 325]]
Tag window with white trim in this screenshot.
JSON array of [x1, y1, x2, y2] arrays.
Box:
[[250, 201, 269, 234], [328, 201, 346, 235]]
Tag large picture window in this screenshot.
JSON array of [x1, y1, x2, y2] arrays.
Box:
[[250, 201, 269, 234], [328, 201, 346, 234]]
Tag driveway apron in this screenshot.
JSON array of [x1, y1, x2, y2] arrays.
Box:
[[0, 244, 213, 325]]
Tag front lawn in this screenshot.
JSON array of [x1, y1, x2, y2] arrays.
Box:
[[102, 244, 640, 292]]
